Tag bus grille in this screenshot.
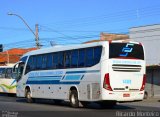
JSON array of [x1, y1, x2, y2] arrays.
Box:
[[112, 64, 141, 72]]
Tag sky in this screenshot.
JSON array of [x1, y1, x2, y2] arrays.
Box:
[[1, 0, 160, 49]]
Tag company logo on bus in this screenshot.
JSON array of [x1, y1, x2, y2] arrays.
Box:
[[119, 43, 134, 57]]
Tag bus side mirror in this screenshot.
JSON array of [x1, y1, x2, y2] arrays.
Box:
[[12, 64, 17, 73], [12, 61, 23, 73], [12, 61, 24, 80]]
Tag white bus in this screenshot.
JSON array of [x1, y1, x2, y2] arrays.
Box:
[[14, 40, 146, 108], [0, 65, 17, 94]]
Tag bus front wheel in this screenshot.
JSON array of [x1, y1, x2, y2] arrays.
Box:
[[26, 89, 34, 103], [69, 90, 79, 108]]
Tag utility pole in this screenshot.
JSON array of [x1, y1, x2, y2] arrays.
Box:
[[35, 24, 40, 49], [8, 13, 41, 49]]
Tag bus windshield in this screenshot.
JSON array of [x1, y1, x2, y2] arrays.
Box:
[[109, 43, 144, 60]]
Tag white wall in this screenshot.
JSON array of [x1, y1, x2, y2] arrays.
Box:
[[129, 24, 160, 65]]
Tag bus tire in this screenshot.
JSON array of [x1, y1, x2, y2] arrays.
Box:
[[144, 91, 148, 99], [26, 89, 34, 103], [69, 90, 79, 108]]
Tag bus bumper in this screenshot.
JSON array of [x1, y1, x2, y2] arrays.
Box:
[[101, 90, 144, 102]]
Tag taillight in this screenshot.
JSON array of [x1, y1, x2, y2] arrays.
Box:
[[103, 73, 112, 91], [140, 74, 146, 91]]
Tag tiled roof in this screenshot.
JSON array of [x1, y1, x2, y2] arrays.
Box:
[[0, 48, 37, 64], [84, 33, 129, 43]]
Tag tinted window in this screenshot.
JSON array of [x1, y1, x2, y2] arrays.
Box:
[[20, 56, 28, 63], [109, 43, 144, 60], [5, 68, 12, 78], [0, 68, 6, 78], [0, 68, 5, 76], [53, 53, 59, 69], [86, 48, 94, 67], [58, 52, 64, 69], [47, 53, 53, 69], [26, 56, 37, 71], [64, 51, 71, 68], [42, 55, 47, 69], [71, 50, 78, 68], [32, 56, 37, 70], [36, 55, 42, 70], [24, 46, 102, 73], [25, 56, 33, 74], [78, 49, 85, 67], [94, 46, 102, 64], [0, 68, 12, 78]]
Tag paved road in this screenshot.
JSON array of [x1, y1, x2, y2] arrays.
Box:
[[0, 94, 159, 117]]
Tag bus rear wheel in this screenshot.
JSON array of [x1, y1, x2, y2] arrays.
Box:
[[69, 90, 79, 108], [26, 89, 34, 103], [144, 91, 148, 99]]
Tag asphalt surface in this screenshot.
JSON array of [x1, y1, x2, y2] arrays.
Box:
[[0, 94, 160, 117]]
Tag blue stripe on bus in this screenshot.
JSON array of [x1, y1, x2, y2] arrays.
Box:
[[10, 79, 16, 86], [66, 70, 100, 74], [28, 78, 61, 81], [28, 77, 62, 80], [26, 80, 80, 85], [26, 70, 100, 85], [29, 76, 62, 79], [0, 86, 7, 92], [66, 71, 86, 74], [64, 75, 82, 80], [81, 75, 84, 80]]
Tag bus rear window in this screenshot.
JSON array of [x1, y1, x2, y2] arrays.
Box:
[[109, 43, 144, 60]]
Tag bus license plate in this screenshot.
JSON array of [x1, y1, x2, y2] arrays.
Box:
[[123, 93, 130, 97]]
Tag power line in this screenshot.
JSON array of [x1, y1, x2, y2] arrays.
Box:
[[0, 26, 28, 31], [2, 34, 101, 49], [5, 29, 158, 49], [39, 25, 84, 43], [40, 5, 160, 28], [2, 5, 160, 49], [1, 5, 159, 40]]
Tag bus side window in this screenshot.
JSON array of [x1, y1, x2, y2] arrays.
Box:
[[64, 51, 71, 68], [0, 68, 4, 78], [86, 48, 94, 67], [94, 46, 102, 64], [5, 68, 12, 79], [32, 56, 37, 70], [42, 55, 47, 69], [47, 53, 53, 69], [78, 49, 85, 67], [17, 62, 25, 81], [58, 52, 64, 69], [2, 68, 6, 78], [36, 55, 42, 70], [53, 53, 59, 69], [71, 50, 78, 68], [25, 56, 33, 74]]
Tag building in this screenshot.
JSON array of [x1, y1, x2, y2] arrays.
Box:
[[100, 32, 129, 41], [0, 48, 37, 66], [129, 24, 160, 97], [84, 32, 129, 43]]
